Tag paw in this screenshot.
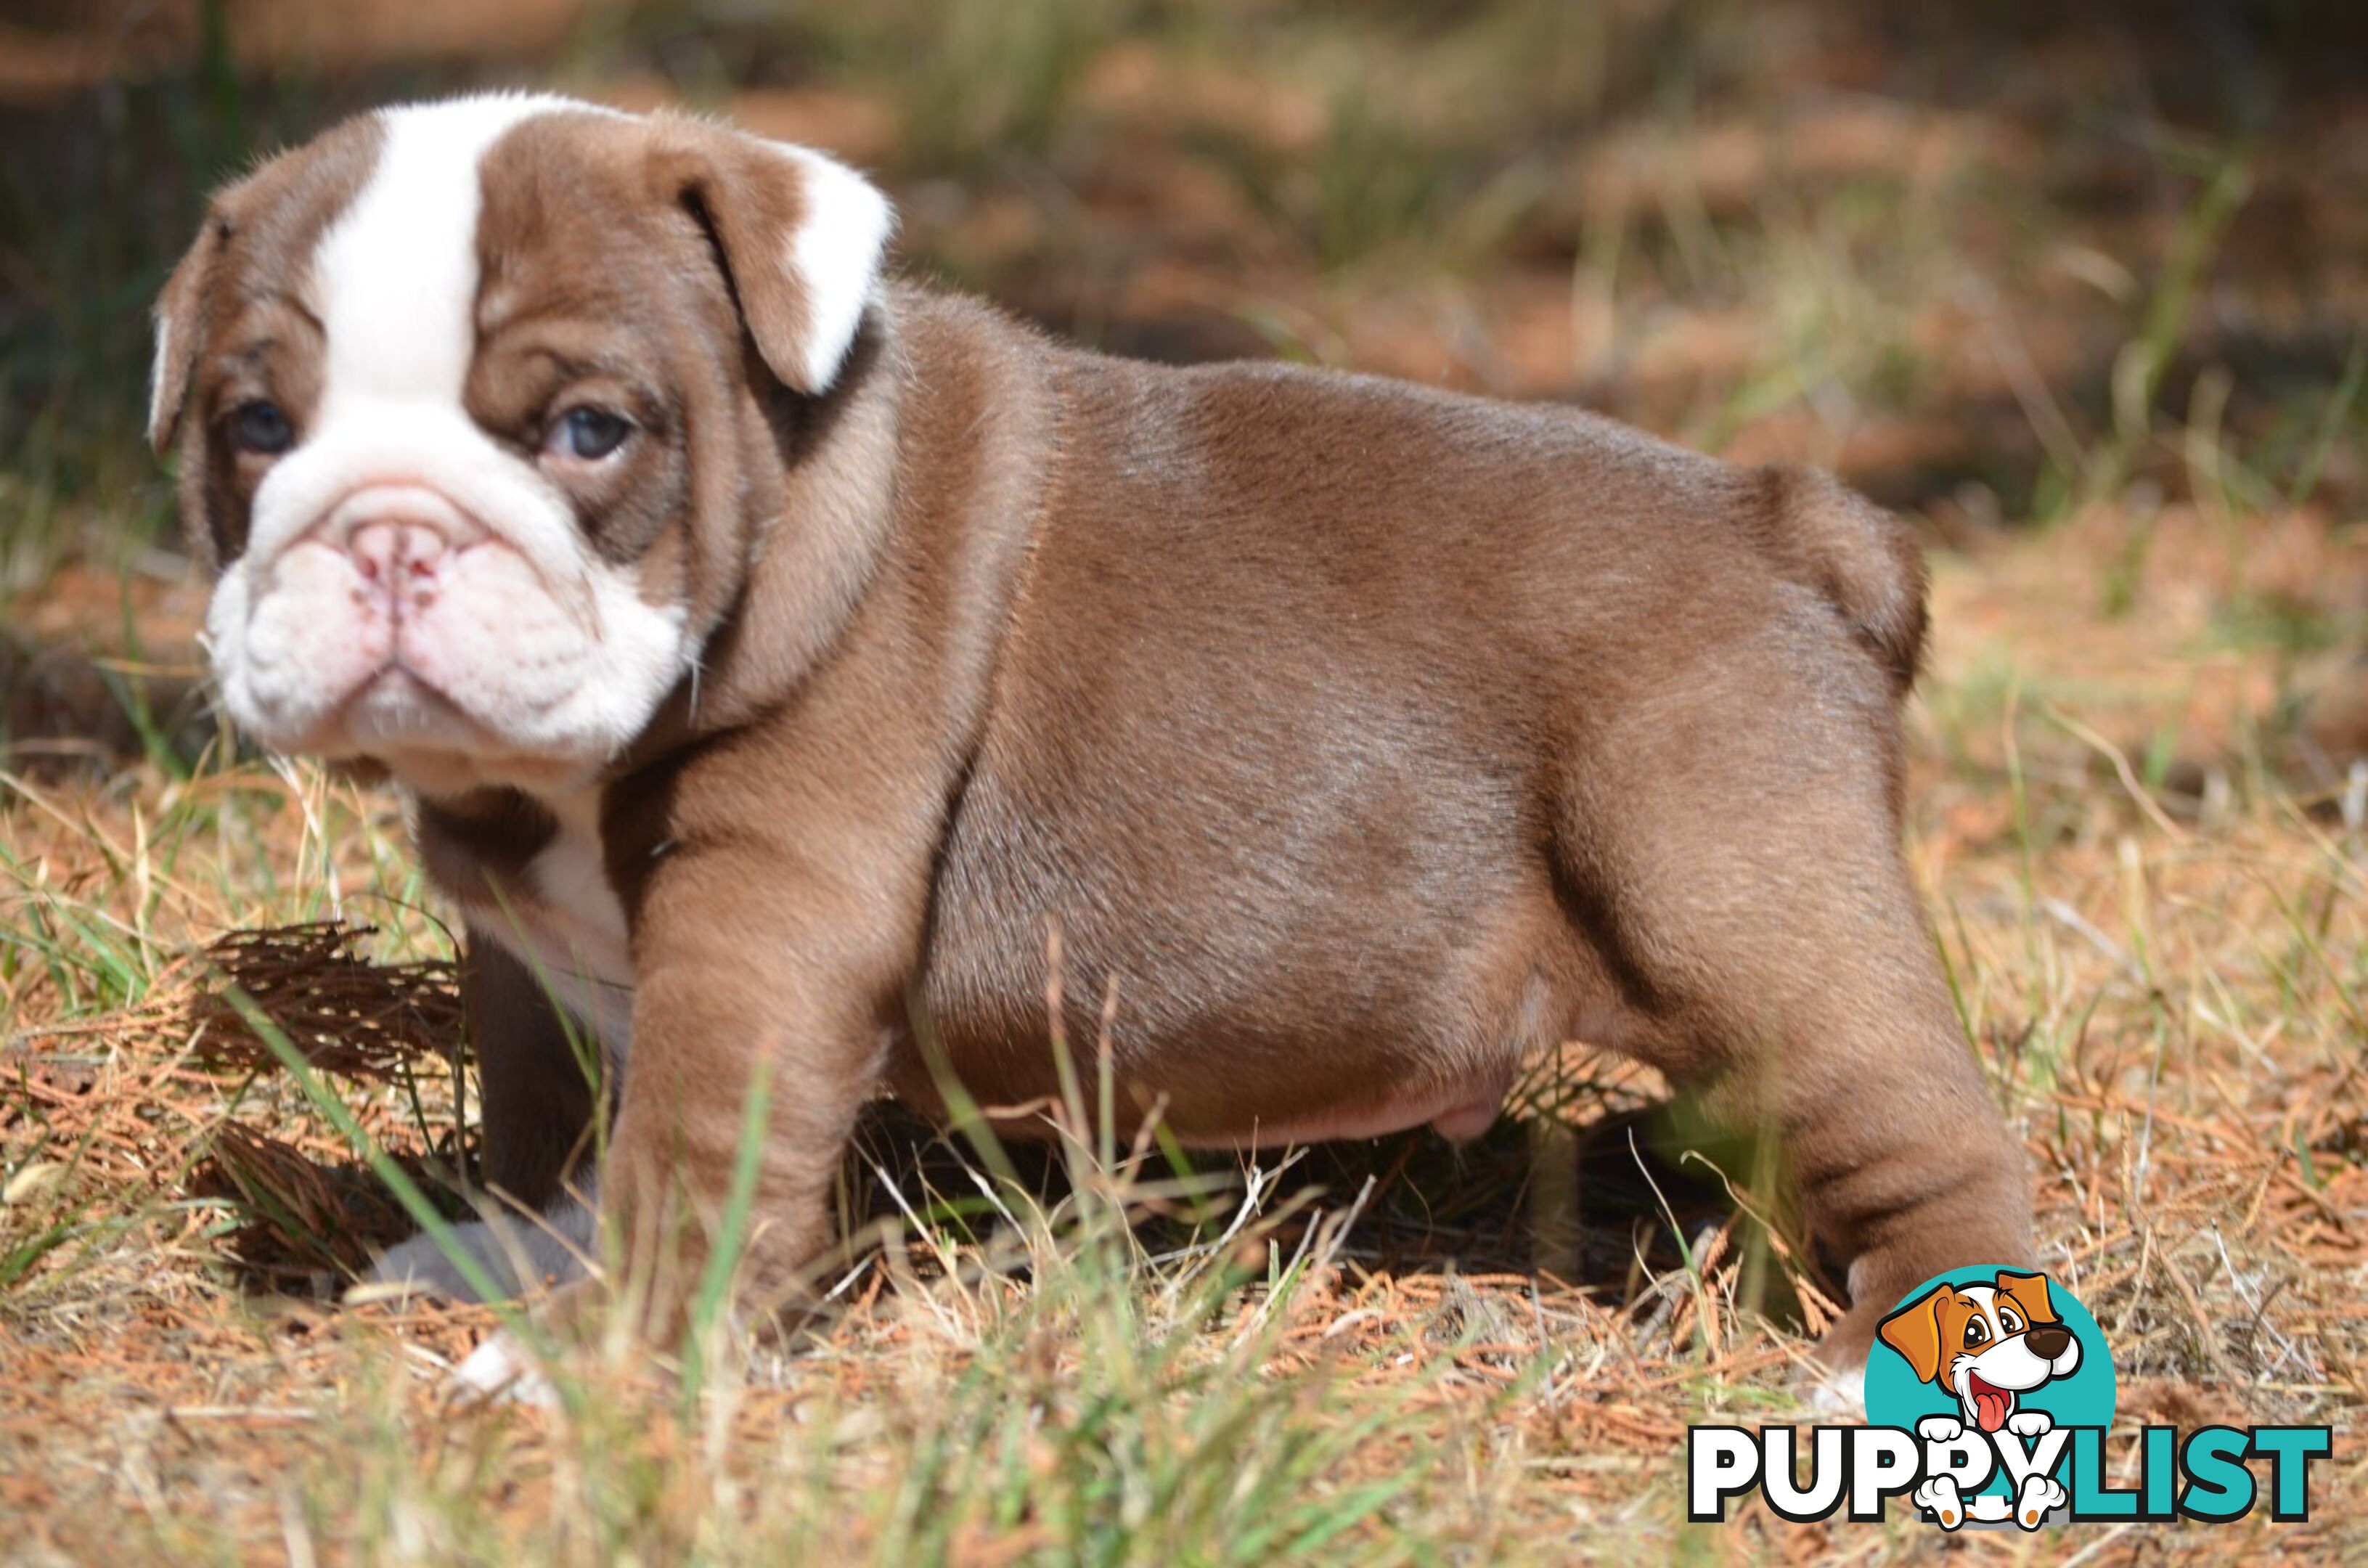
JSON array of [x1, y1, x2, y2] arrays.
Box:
[[454, 1331, 560, 1409], [447, 1279, 611, 1408], [368, 1227, 502, 1302], [1916, 1414, 1964, 1444], [2013, 1473, 2067, 1529], [1911, 1475, 1965, 1530], [359, 1197, 597, 1304], [2006, 1410, 2054, 1439]]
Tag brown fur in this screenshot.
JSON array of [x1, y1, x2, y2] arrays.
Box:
[[149, 114, 384, 564], [155, 105, 2035, 1365]]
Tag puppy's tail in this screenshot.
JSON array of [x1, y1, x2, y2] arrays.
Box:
[[1750, 464, 1929, 695]]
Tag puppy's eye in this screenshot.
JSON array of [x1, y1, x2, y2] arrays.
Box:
[[230, 400, 293, 455], [1997, 1307, 2023, 1333], [1964, 1320, 1989, 1347], [547, 407, 633, 461]]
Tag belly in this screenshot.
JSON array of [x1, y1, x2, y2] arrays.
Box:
[[883, 1027, 1519, 1149], [1188, 1079, 1516, 1148], [901, 802, 1574, 1148]]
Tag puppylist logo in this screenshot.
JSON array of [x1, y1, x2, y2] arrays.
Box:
[[1689, 1266, 2332, 1530]]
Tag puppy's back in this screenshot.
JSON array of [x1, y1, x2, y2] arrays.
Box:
[[1006, 334, 1926, 720]]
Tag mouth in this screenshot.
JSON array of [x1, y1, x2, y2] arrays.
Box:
[[343, 663, 471, 730], [326, 663, 512, 764], [323, 664, 588, 793], [1966, 1371, 2014, 1433]]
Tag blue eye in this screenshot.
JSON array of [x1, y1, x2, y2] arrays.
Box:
[[550, 407, 632, 461], [231, 400, 293, 454]]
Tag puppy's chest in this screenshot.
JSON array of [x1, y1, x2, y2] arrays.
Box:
[[514, 807, 635, 984], [415, 786, 637, 1037]]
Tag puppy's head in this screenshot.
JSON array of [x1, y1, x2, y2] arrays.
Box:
[[149, 96, 894, 796], [1879, 1270, 2081, 1433]]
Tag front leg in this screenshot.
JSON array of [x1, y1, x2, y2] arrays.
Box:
[[369, 929, 601, 1301], [599, 830, 921, 1342], [465, 931, 600, 1211], [450, 828, 927, 1397]]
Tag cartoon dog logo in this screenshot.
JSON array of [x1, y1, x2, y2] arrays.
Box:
[[1879, 1269, 2083, 1529]]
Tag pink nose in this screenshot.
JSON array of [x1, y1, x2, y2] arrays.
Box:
[[348, 519, 451, 612]]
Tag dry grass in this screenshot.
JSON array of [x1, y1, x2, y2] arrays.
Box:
[[5, 1, 2367, 1561]]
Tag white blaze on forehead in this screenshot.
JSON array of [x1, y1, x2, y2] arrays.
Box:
[[312, 94, 581, 415]]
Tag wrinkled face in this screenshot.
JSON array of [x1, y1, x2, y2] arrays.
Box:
[[150, 94, 893, 797]]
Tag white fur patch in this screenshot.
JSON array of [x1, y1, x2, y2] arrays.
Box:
[[774, 143, 894, 393], [147, 314, 176, 449], [468, 788, 638, 1064], [454, 1331, 560, 1408], [314, 97, 553, 415], [1798, 1357, 1867, 1419], [526, 793, 635, 979]]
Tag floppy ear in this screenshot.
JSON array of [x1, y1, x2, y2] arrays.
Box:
[[1996, 1270, 2057, 1324], [148, 213, 225, 453], [1877, 1287, 1948, 1384], [648, 119, 894, 396]]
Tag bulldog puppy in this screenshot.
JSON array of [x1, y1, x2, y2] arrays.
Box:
[[151, 94, 2033, 1372]]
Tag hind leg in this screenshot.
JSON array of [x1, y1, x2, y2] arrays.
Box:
[[1554, 665, 2031, 1371]]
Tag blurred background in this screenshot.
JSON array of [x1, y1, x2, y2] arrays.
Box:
[[1, 0, 2364, 791]]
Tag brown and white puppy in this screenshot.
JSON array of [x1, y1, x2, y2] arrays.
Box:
[[151, 93, 2033, 1379]]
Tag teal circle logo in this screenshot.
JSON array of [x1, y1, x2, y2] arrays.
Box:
[[1865, 1265, 2115, 1504]]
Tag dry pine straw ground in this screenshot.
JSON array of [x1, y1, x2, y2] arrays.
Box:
[[1, 502, 2366, 1563]]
